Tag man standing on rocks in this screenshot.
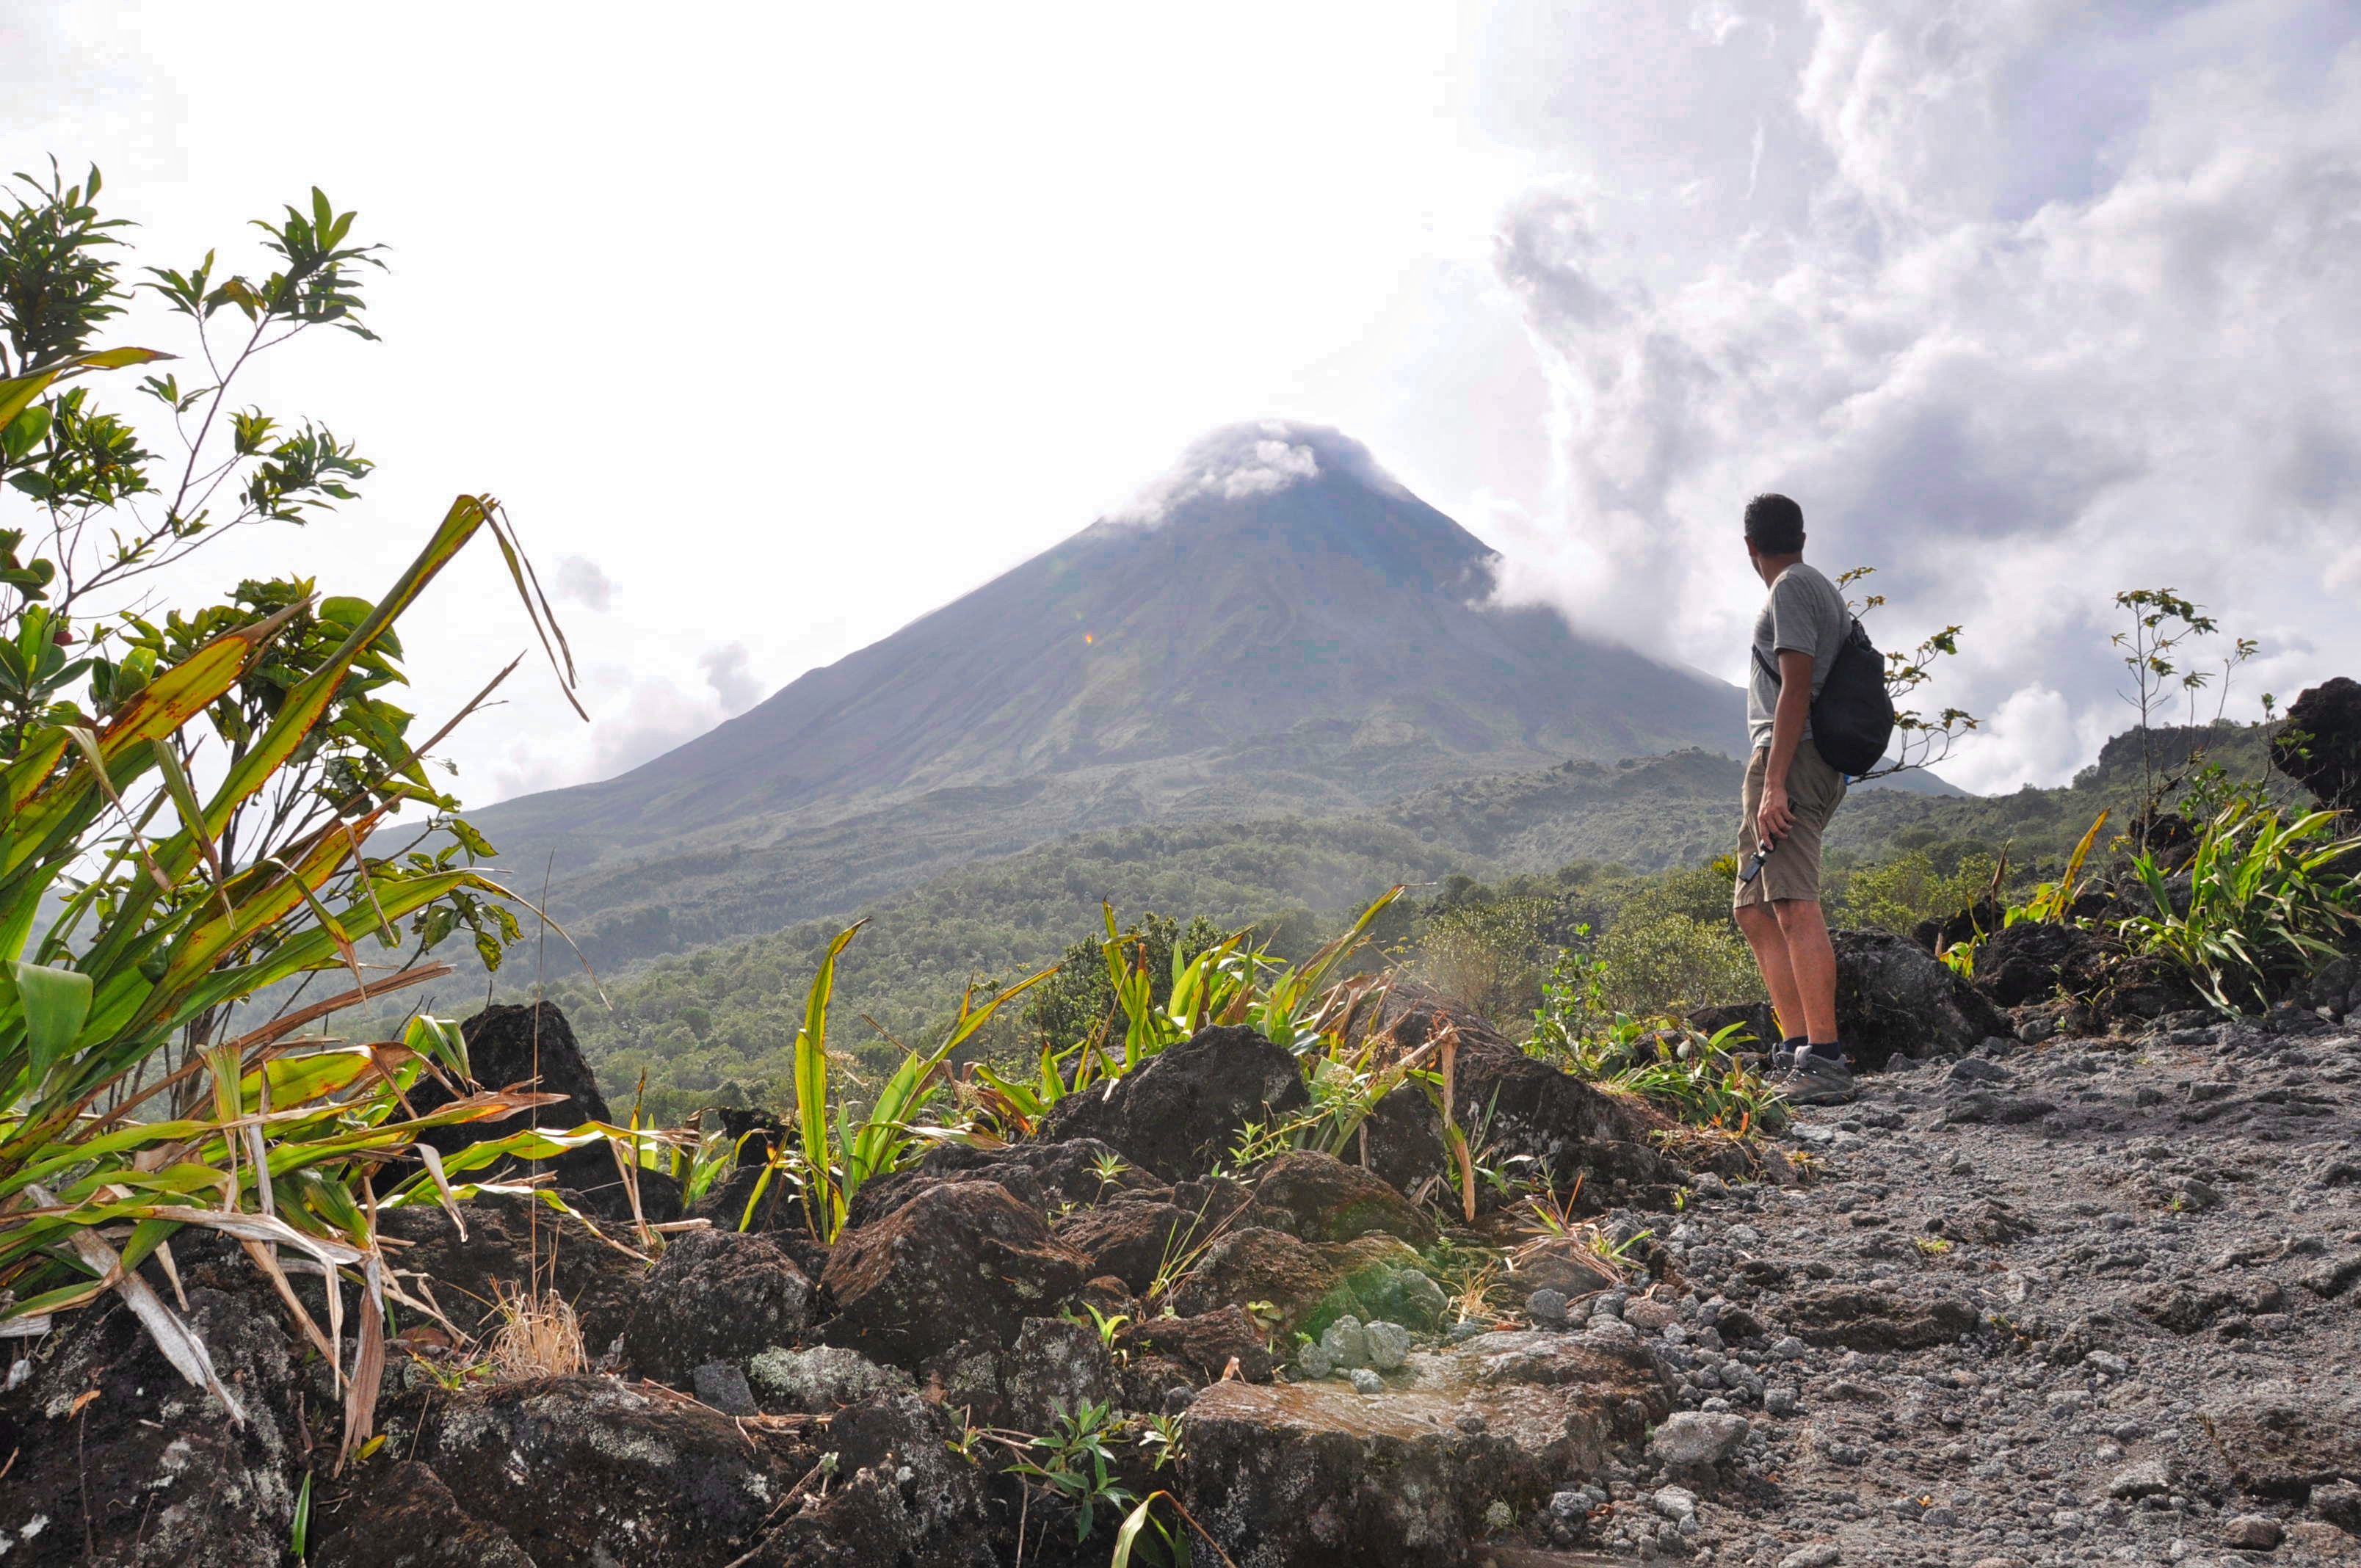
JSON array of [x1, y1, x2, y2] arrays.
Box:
[[1733, 494, 1854, 1104]]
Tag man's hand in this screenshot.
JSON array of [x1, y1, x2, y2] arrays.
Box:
[[1757, 781, 1794, 845]]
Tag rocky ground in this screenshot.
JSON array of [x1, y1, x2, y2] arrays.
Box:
[[1553, 1008, 2361, 1568], [4, 976, 2359, 1567]]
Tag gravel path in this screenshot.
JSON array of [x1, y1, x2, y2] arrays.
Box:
[[1544, 1016, 2361, 1568]]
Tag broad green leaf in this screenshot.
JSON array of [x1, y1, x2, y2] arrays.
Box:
[[5, 960, 93, 1086]]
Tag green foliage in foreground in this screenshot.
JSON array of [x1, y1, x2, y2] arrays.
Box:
[[2117, 795, 2361, 1015], [1, 165, 606, 1464]]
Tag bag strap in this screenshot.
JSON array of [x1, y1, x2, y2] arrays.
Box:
[[1755, 614, 1866, 686]]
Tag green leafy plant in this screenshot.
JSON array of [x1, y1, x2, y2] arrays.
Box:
[[746, 921, 1052, 1241], [971, 890, 1405, 1144], [0, 167, 614, 1470], [291, 1469, 313, 1560], [1006, 1398, 1137, 1544], [2117, 793, 2361, 1015], [1112, 1489, 1239, 1568], [1135, 1410, 1186, 1470]]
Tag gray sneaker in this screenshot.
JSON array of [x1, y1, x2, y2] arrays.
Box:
[[1775, 1049, 1854, 1106]]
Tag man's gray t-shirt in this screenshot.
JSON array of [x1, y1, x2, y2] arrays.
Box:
[[1746, 561, 1849, 751]]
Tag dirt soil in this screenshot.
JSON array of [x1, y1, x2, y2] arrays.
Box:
[[1522, 1012, 2361, 1568]]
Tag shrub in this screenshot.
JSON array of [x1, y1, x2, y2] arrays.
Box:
[[1413, 896, 1553, 1025], [1595, 912, 1763, 1017], [2118, 794, 2361, 1015], [1840, 849, 2003, 934]]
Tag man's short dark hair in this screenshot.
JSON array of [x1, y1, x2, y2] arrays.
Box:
[[1744, 493, 1805, 553]]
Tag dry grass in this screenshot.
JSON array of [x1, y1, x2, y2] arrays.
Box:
[[485, 1285, 587, 1380]]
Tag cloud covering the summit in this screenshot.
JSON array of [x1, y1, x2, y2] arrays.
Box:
[[1108, 421, 1412, 527], [1468, 0, 2361, 792]]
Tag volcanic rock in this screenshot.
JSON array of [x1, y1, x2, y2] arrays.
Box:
[[408, 1002, 659, 1222], [315, 1462, 534, 1568], [622, 1227, 813, 1386], [1055, 1193, 1203, 1295], [0, 1247, 312, 1568], [1974, 920, 2095, 1008], [1829, 929, 2014, 1066], [2273, 675, 2361, 813], [421, 1375, 802, 1567], [2202, 1385, 2361, 1496], [1181, 1328, 1666, 1567], [377, 1190, 648, 1351], [1780, 1285, 1981, 1351], [819, 1180, 1089, 1362], [1125, 1306, 1277, 1384], [1243, 1149, 1437, 1246], [752, 1393, 994, 1568], [838, 1136, 1156, 1233], [1040, 1025, 1310, 1179]]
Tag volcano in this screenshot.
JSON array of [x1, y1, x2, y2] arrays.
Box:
[[471, 424, 1741, 959]]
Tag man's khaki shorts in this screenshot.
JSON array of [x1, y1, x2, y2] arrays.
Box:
[[1733, 741, 1847, 908]]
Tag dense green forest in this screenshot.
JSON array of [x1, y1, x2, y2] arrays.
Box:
[[440, 721, 2290, 1123]]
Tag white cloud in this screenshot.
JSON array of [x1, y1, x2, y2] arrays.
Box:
[[550, 554, 615, 611], [1106, 419, 1414, 528], [1484, 0, 2361, 788], [700, 642, 763, 714]]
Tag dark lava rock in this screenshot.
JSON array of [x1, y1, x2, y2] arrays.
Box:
[[2313, 1478, 2361, 1533], [1039, 1023, 1310, 1180], [1974, 920, 2096, 1007], [1055, 1192, 1204, 1295], [407, 1002, 663, 1223], [422, 1375, 807, 1566], [1938, 1092, 2059, 1126], [1167, 1225, 1336, 1326], [1694, 936, 2014, 1066], [747, 1344, 914, 1413], [378, 1191, 650, 1351], [752, 1393, 993, 1568], [2273, 675, 2361, 813], [839, 1136, 1154, 1233], [1125, 1305, 1277, 1383], [820, 1180, 1089, 1362], [998, 1315, 1117, 1432], [693, 1360, 760, 1416], [315, 1462, 533, 1568], [0, 1252, 313, 1567], [1780, 1285, 1981, 1350], [1507, 1241, 1622, 1302], [1829, 929, 2014, 1066], [2202, 1385, 2361, 1496], [1244, 1150, 1437, 1247], [1360, 991, 1681, 1197], [623, 1227, 813, 1385]]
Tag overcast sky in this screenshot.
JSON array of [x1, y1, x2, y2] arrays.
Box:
[[7, 0, 2357, 803]]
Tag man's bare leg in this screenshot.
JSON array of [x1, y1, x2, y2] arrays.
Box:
[[1733, 901, 1807, 1042], [1771, 899, 1839, 1047]]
